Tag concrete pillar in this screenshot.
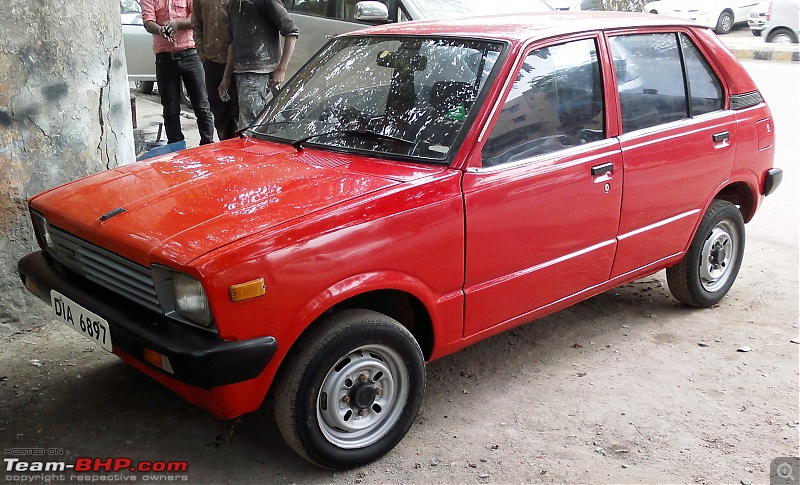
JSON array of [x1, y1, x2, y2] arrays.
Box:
[[0, 0, 135, 333]]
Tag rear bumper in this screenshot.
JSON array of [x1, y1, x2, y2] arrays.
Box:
[[18, 251, 277, 390], [764, 168, 783, 196]]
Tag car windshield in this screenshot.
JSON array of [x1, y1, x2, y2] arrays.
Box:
[[253, 36, 504, 162], [402, 0, 552, 17]]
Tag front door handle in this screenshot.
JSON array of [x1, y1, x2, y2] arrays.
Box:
[[591, 162, 614, 176], [712, 131, 730, 143]]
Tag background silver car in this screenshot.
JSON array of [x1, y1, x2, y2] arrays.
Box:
[[281, 0, 553, 78], [760, 0, 800, 42], [120, 0, 156, 94]]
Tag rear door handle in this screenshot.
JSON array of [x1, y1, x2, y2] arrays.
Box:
[[591, 162, 614, 176], [712, 131, 730, 143]]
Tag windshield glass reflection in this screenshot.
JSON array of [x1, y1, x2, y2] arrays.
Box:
[[253, 36, 504, 162]]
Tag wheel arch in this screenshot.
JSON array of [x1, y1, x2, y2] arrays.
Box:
[[272, 273, 440, 384], [269, 286, 436, 398], [326, 289, 435, 360], [713, 180, 758, 222]]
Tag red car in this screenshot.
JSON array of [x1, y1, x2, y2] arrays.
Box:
[[19, 12, 781, 469]]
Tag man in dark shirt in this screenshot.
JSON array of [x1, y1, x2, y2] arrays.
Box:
[[221, 0, 299, 129], [192, 0, 239, 140]]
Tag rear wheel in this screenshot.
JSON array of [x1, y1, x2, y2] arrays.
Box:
[[275, 309, 426, 469], [135, 81, 154, 94], [766, 28, 799, 43], [715, 11, 734, 34], [667, 200, 745, 308]]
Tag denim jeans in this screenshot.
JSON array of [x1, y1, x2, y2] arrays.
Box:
[[204, 60, 239, 141], [155, 50, 215, 145]]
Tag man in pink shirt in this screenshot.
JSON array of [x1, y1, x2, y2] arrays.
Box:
[[140, 0, 215, 145]]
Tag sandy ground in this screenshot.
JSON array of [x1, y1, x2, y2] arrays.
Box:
[[1, 60, 798, 484]]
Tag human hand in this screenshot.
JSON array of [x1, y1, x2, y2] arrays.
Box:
[[160, 22, 176, 42], [219, 77, 231, 101], [270, 68, 286, 89]]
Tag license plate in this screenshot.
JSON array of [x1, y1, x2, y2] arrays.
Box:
[[51, 290, 112, 352]]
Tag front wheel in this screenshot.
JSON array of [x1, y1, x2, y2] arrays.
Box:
[[275, 310, 426, 469], [666, 200, 745, 308], [715, 11, 734, 34]]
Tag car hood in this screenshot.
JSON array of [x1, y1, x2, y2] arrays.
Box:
[[32, 139, 441, 267]]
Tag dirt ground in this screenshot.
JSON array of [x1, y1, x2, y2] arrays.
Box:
[[1, 61, 798, 484]]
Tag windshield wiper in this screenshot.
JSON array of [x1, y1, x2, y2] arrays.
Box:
[[291, 129, 414, 152]]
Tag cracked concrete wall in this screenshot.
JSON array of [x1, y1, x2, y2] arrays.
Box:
[[0, 0, 135, 334]]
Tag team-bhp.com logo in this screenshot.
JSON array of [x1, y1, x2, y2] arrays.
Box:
[[5, 456, 189, 482]]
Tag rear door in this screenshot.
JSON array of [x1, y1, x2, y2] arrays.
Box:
[[462, 36, 623, 337], [607, 31, 735, 278]]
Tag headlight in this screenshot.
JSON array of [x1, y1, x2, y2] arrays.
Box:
[[172, 272, 213, 326], [31, 211, 55, 251]]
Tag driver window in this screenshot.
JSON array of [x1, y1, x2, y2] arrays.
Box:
[[482, 39, 605, 167]]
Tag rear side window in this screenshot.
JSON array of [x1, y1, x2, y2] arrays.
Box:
[[482, 38, 605, 167], [610, 33, 724, 134]]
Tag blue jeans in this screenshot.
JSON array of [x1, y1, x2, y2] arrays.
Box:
[[155, 50, 214, 145]]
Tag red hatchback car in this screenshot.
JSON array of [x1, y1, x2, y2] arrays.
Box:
[[19, 12, 781, 468]]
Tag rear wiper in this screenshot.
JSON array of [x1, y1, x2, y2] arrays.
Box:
[[291, 129, 414, 152]]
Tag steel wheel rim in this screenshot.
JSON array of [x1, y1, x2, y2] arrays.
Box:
[[317, 344, 409, 449], [699, 219, 738, 293]]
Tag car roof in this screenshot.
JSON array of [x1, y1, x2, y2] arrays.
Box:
[[346, 12, 706, 43]]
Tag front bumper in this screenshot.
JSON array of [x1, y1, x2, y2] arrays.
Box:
[[18, 251, 277, 389]]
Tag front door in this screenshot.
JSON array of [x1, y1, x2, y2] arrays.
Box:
[[462, 37, 623, 337]]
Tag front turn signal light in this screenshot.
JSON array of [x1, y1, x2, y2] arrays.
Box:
[[229, 278, 266, 302]]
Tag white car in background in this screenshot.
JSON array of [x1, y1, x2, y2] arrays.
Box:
[[760, 0, 800, 42], [643, 0, 760, 33]]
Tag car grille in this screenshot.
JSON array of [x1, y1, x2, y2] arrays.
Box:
[[47, 226, 162, 314]]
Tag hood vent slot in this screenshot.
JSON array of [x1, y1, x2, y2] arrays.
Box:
[[100, 207, 127, 221]]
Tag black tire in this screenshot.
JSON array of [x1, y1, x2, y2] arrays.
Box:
[[274, 309, 426, 469], [715, 11, 734, 34], [135, 81, 154, 94], [766, 28, 799, 44], [666, 200, 745, 308], [752, 29, 762, 37]]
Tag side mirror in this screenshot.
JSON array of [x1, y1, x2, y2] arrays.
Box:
[[355, 1, 390, 22]]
